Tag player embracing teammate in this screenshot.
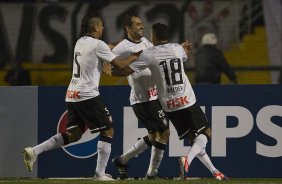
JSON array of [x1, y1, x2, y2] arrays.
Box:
[[106, 20, 228, 180]]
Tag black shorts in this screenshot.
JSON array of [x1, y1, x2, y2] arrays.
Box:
[[132, 100, 169, 134], [165, 103, 209, 140], [66, 96, 113, 133]]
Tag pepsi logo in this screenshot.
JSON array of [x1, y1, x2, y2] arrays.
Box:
[[57, 110, 100, 159]]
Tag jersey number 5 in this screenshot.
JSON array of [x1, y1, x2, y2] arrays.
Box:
[[159, 58, 183, 85], [74, 52, 81, 78]]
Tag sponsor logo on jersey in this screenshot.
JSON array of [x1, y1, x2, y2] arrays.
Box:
[[148, 87, 158, 97], [66, 90, 80, 99], [57, 110, 100, 158], [166, 96, 188, 109]]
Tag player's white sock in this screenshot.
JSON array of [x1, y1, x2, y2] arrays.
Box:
[[95, 141, 111, 177], [187, 134, 207, 165], [146, 142, 165, 176], [33, 133, 64, 156], [197, 148, 217, 174], [120, 137, 150, 164]]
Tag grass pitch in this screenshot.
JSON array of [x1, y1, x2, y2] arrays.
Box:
[[0, 178, 282, 184]]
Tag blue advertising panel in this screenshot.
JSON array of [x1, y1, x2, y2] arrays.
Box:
[[38, 85, 282, 178]]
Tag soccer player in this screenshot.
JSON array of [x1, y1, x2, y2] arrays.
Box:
[[106, 22, 228, 180], [23, 14, 141, 181], [110, 14, 170, 179]]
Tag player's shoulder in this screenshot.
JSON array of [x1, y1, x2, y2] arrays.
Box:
[[167, 42, 182, 47], [75, 36, 101, 51], [141, 37, 150, 43], [165, 43, 184, 51], [78, 36, 100, 43], [77, 36, 104, 47], [141, 37, 153, 47], [115, 39, 129, 47], [113, 39, 132, 50]]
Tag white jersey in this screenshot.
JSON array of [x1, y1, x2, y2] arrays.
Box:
[[66, 36, 116, 102], [129, 43, 196, 112], [112, 37, 157, 105]]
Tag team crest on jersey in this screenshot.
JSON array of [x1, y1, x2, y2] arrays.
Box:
[[57, 110, 100, 158]]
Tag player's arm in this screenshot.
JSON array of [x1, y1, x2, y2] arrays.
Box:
[[103, 52, 148, 77], [108, 41, 121, 50], [103, 62, 134, 76], [113, 66, 134, 76], [110, 50, 142, 70], [97, 41, 142, 70]]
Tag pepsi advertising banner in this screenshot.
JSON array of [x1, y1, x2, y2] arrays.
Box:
[[38, 85, 282, 178]]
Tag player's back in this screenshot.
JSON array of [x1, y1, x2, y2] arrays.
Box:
[[146, 43, 196, 112], [66, 36, 102, 102]]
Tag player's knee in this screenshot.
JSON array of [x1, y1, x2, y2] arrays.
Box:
[[204, 128, 212, 139], [148, 131, 157, 141], [154, 129, 170, 144], [100, 127, 114, 138], [160, 128, 170, 141], [67, 127, 83, 143]]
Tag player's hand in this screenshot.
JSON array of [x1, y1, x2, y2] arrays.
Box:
[[132, 50, 143, 58], [102, 62, 112, 76], [108, 41, 121, 50], [181, 40, 192, 55]]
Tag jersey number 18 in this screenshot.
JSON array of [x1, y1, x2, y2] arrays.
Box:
[[159, 58, 183, 85]]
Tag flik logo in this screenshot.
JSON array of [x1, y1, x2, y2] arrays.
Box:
[[57, 111, 100, 158]]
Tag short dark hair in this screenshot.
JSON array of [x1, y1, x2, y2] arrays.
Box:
[[122, 14, 138, 29], [122, 14, 139, 38], [152, 23, 168, 41], [80, 14, 101, 36]]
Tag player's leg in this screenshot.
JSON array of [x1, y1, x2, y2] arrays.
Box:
[[179, 134, 208, 178], [94, 128, 115, 181], [116, 102, 159, 167], [112, 102, 154, 179], [185, 104, 210, 169], [184, 145, 217, 174], [166, 108, 192, 177], [118, 134, 152, 165], [32, 126, 84, 156], [113, 100, 169, 179], [80, 96, 115, 181], [144, 101, 170, 178], [146, 128, 170, 178], [197, 148, 217, 173], [166, 103, 209, 175], [112, 134, 152, 179], [196, 148, 228, 180], [183, 104, 228, 180], [195, 127, 228, 180], [23, 102, 84, 172], [178, 106, 228, 180]]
